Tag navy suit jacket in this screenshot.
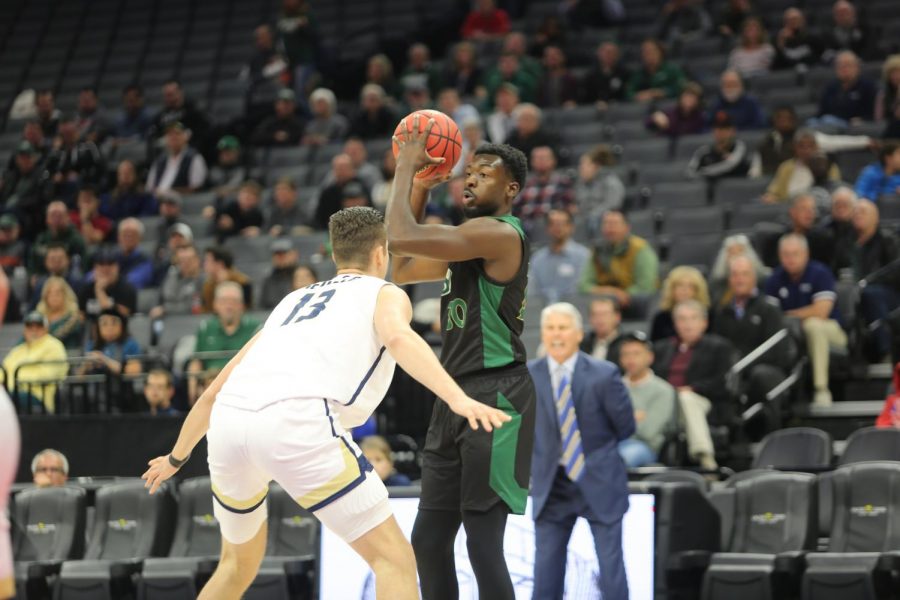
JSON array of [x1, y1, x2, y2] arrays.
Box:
[[529, 352, 636, 524]]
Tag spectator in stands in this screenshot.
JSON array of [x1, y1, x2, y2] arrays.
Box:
[[201, 246, 252, 311], [460, 0, 510, 40], [504, 32, 543, 81], [442, 41, 484, 98], [436, 88, 480, 136], [707, 70, 766, 130], [314, 156, 371, 229], [728, 17, 775, 78], [35, 90, 61, 138], [855, 142, 900, 200], [514, 147, 574, 229], [763, 193, 833, 267], [656, 0, 711, 44], [819, 186, 858, 269], [506, 104, 558, 166], [626, 38, 686, 102], [267, 178, 306, 237], [530, 15, 567, 59], [292, 264, 318, 290], [82, 307, 142, 376], [618, 332, 677, 467], [31, 449, 69, 487], [0, 141, 51, 241], [302, 88, 349, 146], [821, 0, 873, 62], [646, 82, 706, 137], [486, 83, 520, 144], [401, 43, 443, 98], [875, 55, 900, 126], [215, 181, 265, 241], [754, 106, 798, 176], [0, 214, 24, 274], [400, 80, 434, 114], [188, 281, 260, 399], [3, 311, 68, 412], [709, 234, 770, 304], [78, 247, 137, 318], [275, 0, 317, 97], [813, 51, 877, 128], [528, 209, 590, 303], [712, 255, 789, 422], [144, 369, 180, 416], [653, 300, 736, 470], [321, 138, 383, 191], [150, 220, 193, 285], [535, 46, 577, 109], [146, 122, 208, 195], [261, 239, 299, 309], [35, 276, 83, 350], [582, 41, 630, 107], [30, 201, 87, 275], [651, 266, 711, 342], [361, 436, 412, 486], [349, 84, 396, 140], [842, 202, 900, 361], [365, 53, 402, 100], [100, 160, 157, 221], [687, 111, 752, 181], [70, 186, 112, 246], [151, 80, 210, 149], [207, 136, 247, 204], [46, 115, 105, 201], [109, 218, 153, 290], [20, 119, 50, 162], [580, 211, 659, 315], [773, 8, 822, 70], [763, 130, 842, 203], [74, 87, 110, 144], [764, 234, 846, 405], [579, 296, 625, 363], [371, 148, 399, 209], [151, 244, 203, 319], [29, 243, 81, 308], [113, 84, 153, 142], [574, 144, 625, 236], [251, 88, 306, 147], [483, 53, 538, 106], [155, 193, 186, 242], [877, 363, 900, 427], [240, 24, 287, 93]]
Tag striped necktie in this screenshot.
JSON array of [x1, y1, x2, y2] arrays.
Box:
[[555, 369, 585, 481]]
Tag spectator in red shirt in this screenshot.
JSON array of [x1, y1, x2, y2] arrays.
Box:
[[70, 185, 113, 246], [513, 146, 574, 232], [460, 0, 510, 40], [876, 363, 900, 429]]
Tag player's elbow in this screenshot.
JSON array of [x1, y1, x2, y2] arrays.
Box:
[[382, 328, 419, 357]]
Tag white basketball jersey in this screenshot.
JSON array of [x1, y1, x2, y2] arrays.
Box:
[[216, 273, 397, 428]]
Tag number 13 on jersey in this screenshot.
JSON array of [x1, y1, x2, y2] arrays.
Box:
[[281, 289, 336, 326]]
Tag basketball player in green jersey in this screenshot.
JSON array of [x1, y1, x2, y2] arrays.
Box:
[[388, 115, 535, 600]]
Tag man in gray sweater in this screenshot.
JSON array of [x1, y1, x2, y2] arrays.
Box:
[[617, 331, 677, 467]]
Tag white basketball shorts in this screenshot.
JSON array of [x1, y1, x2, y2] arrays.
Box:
[[0, 390, 20, 600]]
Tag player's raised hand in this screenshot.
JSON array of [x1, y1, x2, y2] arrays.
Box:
[[392, 114, 445, 172], [446, 395, 513, 432], [412, 171, 452, 192]]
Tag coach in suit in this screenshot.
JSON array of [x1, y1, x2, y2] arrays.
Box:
[[529, 302, 635, 600]]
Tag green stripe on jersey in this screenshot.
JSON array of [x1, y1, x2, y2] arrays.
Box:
[[489, 392, 527, 514], [478, 277, 514, 369]]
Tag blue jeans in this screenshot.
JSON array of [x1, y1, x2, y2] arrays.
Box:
[[618, 438, 657, 468]]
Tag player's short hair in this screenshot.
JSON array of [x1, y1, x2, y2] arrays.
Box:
[[474, 143, 528, 190], [329, 207, 386, 268]]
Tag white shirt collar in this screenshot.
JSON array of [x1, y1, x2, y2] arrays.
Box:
[[548, 352, 579, 378]]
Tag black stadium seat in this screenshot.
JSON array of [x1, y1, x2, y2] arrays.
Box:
[[754, 427, 833, 470], [838, 427, 900, 465], [644, 469, 709, 492], [702, 472, 818, 600], [55, 480, 177, 600], [802, 462, 900, 600], [12, 486, 87, 600]]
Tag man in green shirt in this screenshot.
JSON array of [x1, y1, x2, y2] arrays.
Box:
[[580, 210, 659, 317], [188, 281, 259, 402], [29, 201, 87, 275]]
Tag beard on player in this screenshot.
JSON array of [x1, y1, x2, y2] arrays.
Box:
[[461, 189, 501, 219]]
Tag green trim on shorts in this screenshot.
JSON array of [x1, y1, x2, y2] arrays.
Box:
[[489, 391, 528, 514]]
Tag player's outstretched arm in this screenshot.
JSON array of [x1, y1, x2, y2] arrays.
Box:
[[374, 284, 511, 431], [387, 116, 519, 278], [142, 331, 262, 494]]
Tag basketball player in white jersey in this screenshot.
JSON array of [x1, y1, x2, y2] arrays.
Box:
[[0, 388, 20, 600], [142, 206, 510, 600]]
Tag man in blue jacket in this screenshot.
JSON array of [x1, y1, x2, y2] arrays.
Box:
[[855, 142, 900, 201], [528, 302, 635, 600]]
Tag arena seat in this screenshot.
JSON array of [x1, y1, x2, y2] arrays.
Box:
[[754, 427, 833, 471], [665, 233, 722, 273], [712, 178, 770, 207], [707, 486, 736, 552], [701, 472, 818, 600], [644, 469, 709, 492], [660, 206, 726, 236], [648, 181, 709, 209], [12, 486, 87, 600], [802, 462, 900, 600], [838, 427, 900, 465], [54, 480, 176, 600]]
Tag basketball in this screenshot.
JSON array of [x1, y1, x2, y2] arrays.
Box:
[[392, 109, 463, 180]]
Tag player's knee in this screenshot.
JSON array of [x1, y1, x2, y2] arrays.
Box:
[[370, 541, 417, 579], [411, 524, 450, 559]]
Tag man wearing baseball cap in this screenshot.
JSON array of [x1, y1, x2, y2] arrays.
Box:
[[251, 88, 306, 146], [260, 239, 299, 309], [145, 121, 208, 195], [209, 136, 248, 201], [686, 111, 752, 181], [2, 311, 68, 412]]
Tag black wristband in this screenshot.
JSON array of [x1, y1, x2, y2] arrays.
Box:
[[168, 453, 190, 469]]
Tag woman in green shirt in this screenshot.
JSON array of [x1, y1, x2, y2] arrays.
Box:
[[627, 38, 687, 102]]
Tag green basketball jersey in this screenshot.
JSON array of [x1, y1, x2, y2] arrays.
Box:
[[439, 215, 529, 378]]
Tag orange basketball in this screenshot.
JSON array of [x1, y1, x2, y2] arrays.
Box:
[[392, 109, 463, 180]]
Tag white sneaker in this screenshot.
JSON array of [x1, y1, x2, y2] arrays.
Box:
[[813, 389, 833, 406]]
